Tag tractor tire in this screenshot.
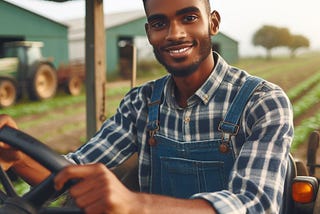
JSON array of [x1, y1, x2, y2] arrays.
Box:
[[28, 63, 58, 100], [0, 79, 17, 107], [65, 75, 83, 96]]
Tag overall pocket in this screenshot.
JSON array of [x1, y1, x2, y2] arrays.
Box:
[[160, 157, 227, 198]]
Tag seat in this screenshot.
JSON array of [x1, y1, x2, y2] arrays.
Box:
[[112, 153, 139, 191], [280, 153, 297, 214]]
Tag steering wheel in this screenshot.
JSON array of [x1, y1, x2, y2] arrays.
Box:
[[0, 126, 83, 214]]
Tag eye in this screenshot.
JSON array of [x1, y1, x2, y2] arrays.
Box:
[[183, 15, 198, 23], [150, 20, 167, 30]]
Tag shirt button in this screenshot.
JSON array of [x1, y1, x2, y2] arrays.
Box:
[[203, 94, 209, 102], [184, 117, 190, 123]]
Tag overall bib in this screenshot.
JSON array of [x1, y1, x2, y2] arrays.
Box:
[[147, 76, 262, 199]]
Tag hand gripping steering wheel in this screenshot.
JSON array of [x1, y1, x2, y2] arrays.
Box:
[[0, 126, 83, 214]]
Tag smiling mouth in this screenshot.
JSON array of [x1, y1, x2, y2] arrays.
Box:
[[169, 47, 189, 54], [166, 46, 192, 58]]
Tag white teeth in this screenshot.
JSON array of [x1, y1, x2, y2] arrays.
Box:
[[169, 47, 189, 54]]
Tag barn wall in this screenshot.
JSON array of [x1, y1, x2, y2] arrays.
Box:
[[0, 1, 69, 68]]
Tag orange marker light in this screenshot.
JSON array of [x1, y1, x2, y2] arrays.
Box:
[[292, 181, 314, 203]]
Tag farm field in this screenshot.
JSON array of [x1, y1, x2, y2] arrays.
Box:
[[1, 51, 320, 165]]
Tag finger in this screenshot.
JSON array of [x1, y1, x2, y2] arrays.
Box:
[[0, 114, 18, 129], [0, 142, 11, 149], [69, 171, 107, 196], [54, 165, 87, 190], [72, 183, 108, 208], [54, 163, 108, 190]]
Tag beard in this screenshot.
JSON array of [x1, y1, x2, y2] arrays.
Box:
[[153, 35, 213, 77]]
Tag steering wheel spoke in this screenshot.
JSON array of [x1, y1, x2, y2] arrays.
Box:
[[0, 126, 83, 214], [0, 166, 18, 197]]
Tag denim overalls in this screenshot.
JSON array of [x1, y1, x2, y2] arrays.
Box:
[[147, 75, 263, 198]]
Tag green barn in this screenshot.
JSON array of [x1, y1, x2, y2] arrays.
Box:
[[0, 0, 69, 68], [67, 10, 239, 77], [212, 33, 239, 65]]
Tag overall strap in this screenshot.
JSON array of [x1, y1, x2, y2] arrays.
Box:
[[218, 76, 263, 139], [147, 75, 169, 136]]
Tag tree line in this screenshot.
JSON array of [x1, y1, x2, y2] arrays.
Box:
[[252, 25, 309, 59]]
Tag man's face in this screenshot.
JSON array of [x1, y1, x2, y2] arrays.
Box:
[[145, 0, 213, 77]]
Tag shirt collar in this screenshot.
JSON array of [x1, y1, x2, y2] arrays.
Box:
[[165, 52, 230, 108], [195, 52, 229, 105]]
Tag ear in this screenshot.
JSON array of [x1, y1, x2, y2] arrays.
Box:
[[209, 10, 220, 36], [145, 23, 152, 43]]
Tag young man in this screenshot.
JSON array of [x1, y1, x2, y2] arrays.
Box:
[[0, 0, 293, 213]]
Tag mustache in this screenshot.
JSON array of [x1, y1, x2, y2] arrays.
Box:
[[162, 40, 195, 49]]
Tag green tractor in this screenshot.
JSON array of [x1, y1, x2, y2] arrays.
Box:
[[0, 41, 58, 107]]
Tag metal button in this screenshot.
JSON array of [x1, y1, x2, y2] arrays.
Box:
[[149, 137, 157, 146], [219, 142, 230, 153]]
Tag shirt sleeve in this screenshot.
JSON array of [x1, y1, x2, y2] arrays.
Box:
[[191, 85, 294, 214], [65, 86, 148, 168]]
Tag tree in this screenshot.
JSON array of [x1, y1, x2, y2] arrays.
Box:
[[288, 34, 310, 58], [252, 25, 290, 59]]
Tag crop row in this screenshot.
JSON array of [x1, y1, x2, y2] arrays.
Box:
[[287, 72, 320, 101], [287, 71, 320, 150], [291, 78, 320, 118], [292, 110, 320, 150]]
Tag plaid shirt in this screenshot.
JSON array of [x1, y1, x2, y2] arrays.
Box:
[[66, 53, 293, 214]]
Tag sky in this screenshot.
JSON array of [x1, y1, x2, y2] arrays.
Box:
[[5, 0, 320, 56]]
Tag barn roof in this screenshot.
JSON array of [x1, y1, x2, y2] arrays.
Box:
[[64, 10, 146, 41], [3, 0, 68, 27], [64, 10, 145, 31]]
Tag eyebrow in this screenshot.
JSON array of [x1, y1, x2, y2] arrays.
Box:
[[176, 6, 200, 16], [147, 6, 201, 23]]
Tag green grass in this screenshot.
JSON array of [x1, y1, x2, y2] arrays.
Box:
[[1, 94, 85, 118]]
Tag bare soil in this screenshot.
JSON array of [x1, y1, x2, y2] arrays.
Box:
[[15, 80, 131, 154], [15, 102, 86, 154]]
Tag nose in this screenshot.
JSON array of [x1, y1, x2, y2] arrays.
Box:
[[166, 21, 186, 41]]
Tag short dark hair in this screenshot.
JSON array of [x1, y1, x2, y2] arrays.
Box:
[[143, 0, 211, 14]]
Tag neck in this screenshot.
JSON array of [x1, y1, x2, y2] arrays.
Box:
[[173, 53, 215, 107]]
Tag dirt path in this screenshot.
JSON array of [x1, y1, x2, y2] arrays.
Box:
[[15, 102, 86, 153]]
